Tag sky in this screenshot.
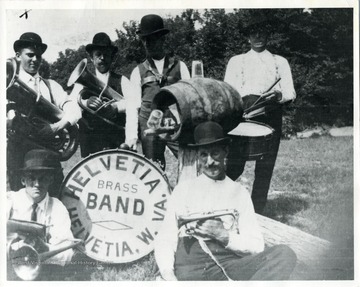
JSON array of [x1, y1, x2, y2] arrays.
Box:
[[5, 9, 187, 63], [4, 0, 350, 64]]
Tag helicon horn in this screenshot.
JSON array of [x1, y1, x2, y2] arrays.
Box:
[[6, 58, 79, 161]]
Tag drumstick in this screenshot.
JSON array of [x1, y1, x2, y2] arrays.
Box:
[[251, 78, 281, 107]]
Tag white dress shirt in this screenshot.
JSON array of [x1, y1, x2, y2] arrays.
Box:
[[7, 189, 75, 265], [154, 173, 264, 279], [224, 49, 296, 103], [17, 67, 80, 125]]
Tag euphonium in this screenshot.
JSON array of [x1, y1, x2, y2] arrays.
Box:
[[7, 219, 83, 281], [6, 58, 79, 161], [67, 58, 125, 129]]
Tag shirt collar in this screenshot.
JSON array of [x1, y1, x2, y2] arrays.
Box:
[[22, 189, 49, 211], [249, 48, 270, 57], [18, 66, 40, 83], [95, 70, 109, 84]]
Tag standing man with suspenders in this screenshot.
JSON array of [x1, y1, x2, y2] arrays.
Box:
[[224, 13, 296, 214], [7, 32, 80, 196], [130, 14, 190, 169]]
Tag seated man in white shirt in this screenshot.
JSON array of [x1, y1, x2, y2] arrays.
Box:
[[154, 121, 297, 281], [69, 32, 138, 157], [7, 149, 78, 280], [7, 32, 80, 195], [224, 12, 296, 214]]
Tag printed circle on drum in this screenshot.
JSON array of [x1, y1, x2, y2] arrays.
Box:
[[60, 149, 171, 263]]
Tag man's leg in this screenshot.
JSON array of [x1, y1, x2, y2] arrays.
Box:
[[226, 135, 246, 181], [220, 245, 297, 280], [251, 131, 280, 213], [139, 116, 166, 169]]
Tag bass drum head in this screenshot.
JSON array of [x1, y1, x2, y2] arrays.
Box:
[[60, 149, 172, 264]]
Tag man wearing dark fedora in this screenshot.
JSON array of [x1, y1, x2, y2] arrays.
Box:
[[130, 14, 190, 169], [7, 32, 80, 194], [154, 121, 297, 281], [7, 149, 75, 271], [69, 32, 139, 157], [224, 11, 296, 214]]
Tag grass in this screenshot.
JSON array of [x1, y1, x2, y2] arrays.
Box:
[[57, 136, 354, 280]]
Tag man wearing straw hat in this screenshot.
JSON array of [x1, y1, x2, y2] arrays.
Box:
[[69, 32, 139, 157], [7, 149, 76, 271], [154, 121, 296, 281], [224, 12, 296, 214], [130, 14, 190, 169]]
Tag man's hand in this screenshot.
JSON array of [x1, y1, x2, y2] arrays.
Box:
[[193, 218, 229, 246], [38, 119, 70, 137], [126, 138, 138, 151], [273, 90, 283, 102], [85, 96, 103, 110]]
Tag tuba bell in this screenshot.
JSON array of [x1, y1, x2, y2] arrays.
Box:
[[7, 219, 83, 281], [6, 58, 79, 161], [67, 58, 125, 129]]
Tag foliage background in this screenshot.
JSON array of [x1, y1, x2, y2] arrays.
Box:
[[42, 8, 354, 136]]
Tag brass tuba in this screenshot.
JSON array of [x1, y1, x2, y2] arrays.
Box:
[[7, 219, 83, 281], [6, 58, 79, 161], [67, 59, 125, 129]]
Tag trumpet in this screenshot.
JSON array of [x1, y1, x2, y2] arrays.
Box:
[[177, 209, 239, 232], [6, 58, 79, 161], [7, 219, 83, 281], [67, 59, 125, 129]]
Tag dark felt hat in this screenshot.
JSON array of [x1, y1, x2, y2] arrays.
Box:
[[13, 32, 47, 54], [20, 149, 61, 171], [136, 14, 169, 38], [243, 12, 274, 34], [85, 32, 118, 54], [188, 121, 232, 147]]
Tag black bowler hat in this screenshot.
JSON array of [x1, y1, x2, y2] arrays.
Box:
[[13, 32, 48, 54], [136, 14, 169, 38], [85, 32, 118, 54], [20, 149, 61, 171], [243, 12, 274, 35], [188, 121, 232, 147]]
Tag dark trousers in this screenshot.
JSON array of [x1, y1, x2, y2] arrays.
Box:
[[78, 121, 125, 158], [226, 109, 283, 214], [139, 115, 178, 170], [174, 237, 296, 281], [7, 139, 64, 198]]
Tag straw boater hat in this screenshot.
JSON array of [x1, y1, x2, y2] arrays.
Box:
[[136, 14, 170, 38], [13, 32, 48, 54], [85, 32, 118, 54], [20, 149, 61, 171], [188, 121, 232, 147]]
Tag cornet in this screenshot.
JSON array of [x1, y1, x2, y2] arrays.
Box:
[[7, 219, 83, 281], [67, 59, 125, 129], [177, 209, 239, 233], [6, 58, 79, 161]]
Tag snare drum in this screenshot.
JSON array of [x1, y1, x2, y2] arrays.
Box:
[[228, 121, 274, 160]]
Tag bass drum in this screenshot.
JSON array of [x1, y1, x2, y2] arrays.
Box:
[[60, 149, 171, 264], [228, 121, 275, 161]]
